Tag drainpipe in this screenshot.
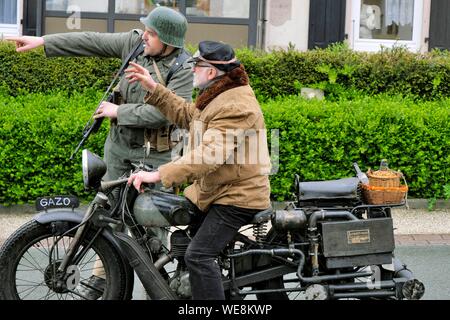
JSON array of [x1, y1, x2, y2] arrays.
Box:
[[259, 0, 268, 50], [36, 0, 43, 36]]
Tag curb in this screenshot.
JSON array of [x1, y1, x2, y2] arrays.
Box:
[[405, 199, 450, 210]]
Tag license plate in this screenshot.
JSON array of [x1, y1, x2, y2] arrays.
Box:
[[35, 196, 79, 211]]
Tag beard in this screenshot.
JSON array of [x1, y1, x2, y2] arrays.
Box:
[[193, 73, 207, 90]]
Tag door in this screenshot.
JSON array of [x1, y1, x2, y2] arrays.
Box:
[[308, 0, 346, 49], [23, 0, 40, 36], [0, 0, 21, 36], [429, 0, 450, 51]]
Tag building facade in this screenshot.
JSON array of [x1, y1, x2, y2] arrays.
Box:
[[1, 0, 449, 53]]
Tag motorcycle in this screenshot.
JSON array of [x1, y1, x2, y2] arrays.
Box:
[[0, 149, 425, 300]]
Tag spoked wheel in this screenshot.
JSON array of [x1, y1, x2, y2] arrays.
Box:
[[254, 274, 305, 300], [0, 220, 128, 300]]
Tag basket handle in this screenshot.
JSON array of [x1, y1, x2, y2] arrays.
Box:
[[400, 171, 409, 210]]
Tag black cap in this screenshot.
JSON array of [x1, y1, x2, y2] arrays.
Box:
[[194, 41, 241, 72]]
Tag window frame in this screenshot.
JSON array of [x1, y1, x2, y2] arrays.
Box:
[[41, 0, 259, 46], [0, 0, 23, 36], [351, 0, 424, 52]]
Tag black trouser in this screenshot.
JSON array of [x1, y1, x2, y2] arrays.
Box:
[[184, 204, 259, 300]]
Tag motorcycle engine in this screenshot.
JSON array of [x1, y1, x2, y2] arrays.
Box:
[[171, 230, 190, 258], [168, 230, 192, 299], [169, 271, 192, 299]]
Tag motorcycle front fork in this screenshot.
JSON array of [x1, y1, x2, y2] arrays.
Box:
[[57, 193, 112, 273]]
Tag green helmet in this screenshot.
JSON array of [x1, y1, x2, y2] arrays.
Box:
[[140, 7, 188, 48]]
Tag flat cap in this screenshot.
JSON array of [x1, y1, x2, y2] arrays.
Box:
[[194, 41, 241, 72]]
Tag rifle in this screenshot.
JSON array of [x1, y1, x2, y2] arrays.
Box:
[[69, 80, 119, 161], [70, 40, 145, 160]]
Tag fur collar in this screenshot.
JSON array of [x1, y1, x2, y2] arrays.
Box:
[[195, 65, 249, 110]]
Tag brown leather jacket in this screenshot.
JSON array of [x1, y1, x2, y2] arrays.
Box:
[[144, 66, 271, 211]]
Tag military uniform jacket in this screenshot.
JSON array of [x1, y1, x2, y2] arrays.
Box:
[[43, 30, 193, 150]]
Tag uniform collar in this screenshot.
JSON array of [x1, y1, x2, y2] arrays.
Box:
[[145, 48, 182, 66]]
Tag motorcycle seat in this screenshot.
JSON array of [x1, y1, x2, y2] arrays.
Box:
[[250, 208, 273, 224], [298, 177, 360, 200]]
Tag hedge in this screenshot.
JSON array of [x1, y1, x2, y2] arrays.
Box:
[[2, 41, 450, 100], [0, 42, 120, 96], [0, 90, 108, 204], [1, 91, 449, 205], [262, 94, 450, 201]]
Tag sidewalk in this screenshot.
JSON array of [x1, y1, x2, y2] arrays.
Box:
[[0, 208, 449, 246], [391, 208, 450, 245]]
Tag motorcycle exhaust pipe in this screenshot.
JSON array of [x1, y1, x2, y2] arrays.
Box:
[[228, 249, 373, 284], [393, 258, 425, 300], [114, 232, 177, 300]]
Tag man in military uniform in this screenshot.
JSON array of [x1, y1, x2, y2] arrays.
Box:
[[7, 6, 193, 299], [7, 6, 193, 181]]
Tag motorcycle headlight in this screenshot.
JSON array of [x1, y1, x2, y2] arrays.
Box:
[[82, 149, 107, 190]]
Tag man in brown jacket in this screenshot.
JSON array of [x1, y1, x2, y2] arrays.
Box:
[[124, 41, 271, 300]]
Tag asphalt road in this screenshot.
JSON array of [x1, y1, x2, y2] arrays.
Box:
[[394, 246, 450, 300], [1, 228, 448, 300], [129, 245, 450, 301]]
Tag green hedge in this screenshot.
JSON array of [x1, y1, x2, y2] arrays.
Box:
[[0, 90, 108, 204], [239, 45, 450, 101], [2, 41, 450, 100], [1, 91, 449, 205], [0, 42, 120, 96], [263, 95, 450, 201]]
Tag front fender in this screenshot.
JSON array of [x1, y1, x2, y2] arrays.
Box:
[[33, 209, 128, 260], [34, 208, 85, 225], [33, 208, 135, 300]]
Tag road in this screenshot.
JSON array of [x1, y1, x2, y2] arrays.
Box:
[[394, 246, 450, 300], [129, 245, 450, 300]]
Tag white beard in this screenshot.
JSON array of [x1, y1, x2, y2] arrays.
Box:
[[194, 74, 215, 90], [193, 74, 204, 89]]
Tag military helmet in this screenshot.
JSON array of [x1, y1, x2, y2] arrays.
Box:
[[140, 7, 188, 48]]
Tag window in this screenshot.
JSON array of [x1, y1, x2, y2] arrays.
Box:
[[352, 0, 423, 52], [115, 0, 180, 15], [0, 0, 17, 24], [46, 0, 109, 13], [186, 0, 250, 18], [359, 0, 414, 41]]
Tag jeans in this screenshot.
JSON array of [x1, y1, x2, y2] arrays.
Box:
[[184, 204, 259, 300]]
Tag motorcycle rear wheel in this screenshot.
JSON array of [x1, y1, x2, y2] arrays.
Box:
[[0, 220, 128, 300]]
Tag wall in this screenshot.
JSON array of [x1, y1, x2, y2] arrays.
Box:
[[420, 0, 431, 53], [264, 0, 310, 51]]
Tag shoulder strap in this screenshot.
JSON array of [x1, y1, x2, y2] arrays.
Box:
[[118, 39, 145, 77], [166, 49, 192, 84]]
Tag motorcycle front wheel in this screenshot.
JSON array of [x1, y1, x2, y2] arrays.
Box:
[[0, 220, 128, 300]]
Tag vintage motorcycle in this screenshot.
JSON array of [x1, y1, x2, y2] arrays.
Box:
[[0, 150, 425, 300]]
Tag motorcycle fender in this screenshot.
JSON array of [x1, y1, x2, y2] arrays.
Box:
[[33, 208, 135, 300], [33, 209, 130, 266]]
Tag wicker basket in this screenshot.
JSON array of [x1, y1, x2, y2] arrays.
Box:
[[362, 184, 408, 205], [367, 168, 402, 187]]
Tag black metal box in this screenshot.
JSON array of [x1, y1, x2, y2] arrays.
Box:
[[321, 218, 395, 269]]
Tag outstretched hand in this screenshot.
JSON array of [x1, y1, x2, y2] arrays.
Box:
[[5, 36, 44, 52], [125, 62, 158, 92]]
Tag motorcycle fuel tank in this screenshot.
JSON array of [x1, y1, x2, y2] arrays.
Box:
[[133, 190, 196, 227]]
